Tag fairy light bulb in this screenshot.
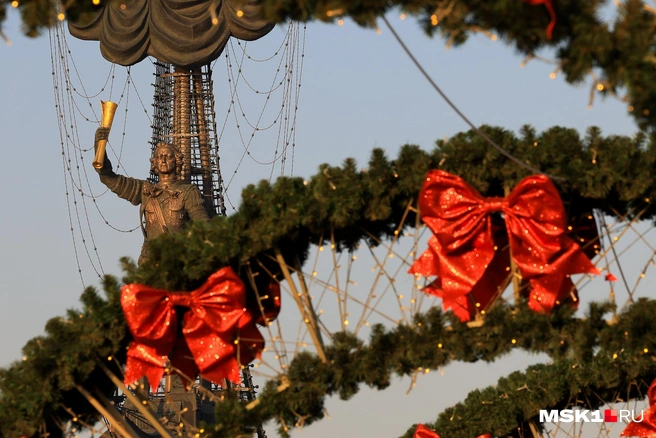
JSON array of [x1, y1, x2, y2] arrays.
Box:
[[236, 10, 244, 17], [597, 83, 604, 91], [92, 0, 100, 5], [11, 1, 19, 7], [58, 12, 65, 20], [400, 13, 407, 20]]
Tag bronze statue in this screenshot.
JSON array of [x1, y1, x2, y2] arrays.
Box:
[[94, 127, 210, 264]]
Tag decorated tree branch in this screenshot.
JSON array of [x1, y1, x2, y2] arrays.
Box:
[[1, 126, 655, 437], [4, 0, 656, 130]]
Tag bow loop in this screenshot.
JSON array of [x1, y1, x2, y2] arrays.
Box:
[[622, 379, 656, 437], [121, 284, 177, 345]]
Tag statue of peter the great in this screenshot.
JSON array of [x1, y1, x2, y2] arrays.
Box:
[[94, 127, 209, 264]]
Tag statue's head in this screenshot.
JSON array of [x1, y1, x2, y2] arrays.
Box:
[[150, 143, 183, 178]]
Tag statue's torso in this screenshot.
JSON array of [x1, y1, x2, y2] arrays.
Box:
[[142, 181, 194, 238]]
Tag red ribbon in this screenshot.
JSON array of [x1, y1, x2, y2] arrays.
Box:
[[414, 424, 440, 438], [414, 424, 492, 438], [622, 379, 656, 437], [523, 0, 556, 39], [120, 267, 264, 391], [409, 170, 599, 322]]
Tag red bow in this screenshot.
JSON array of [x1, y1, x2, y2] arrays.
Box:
[[622, 379, 656, 437], [410, 170, 599, 322], [523, 0, 556, 39], [414, 424, 492, 438], [120, 267, 264, 391]]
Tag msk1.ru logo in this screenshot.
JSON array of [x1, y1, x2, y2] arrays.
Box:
[[539, 409, 643, 423]]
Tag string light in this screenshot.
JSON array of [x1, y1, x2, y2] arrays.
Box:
[[11, 1, 19, 7], [58, 12, 65, 20], [92, 0, 100, 4], [325, 8, 344, 17], [236, 10, 244, 17], [400, 13, 407, 20]]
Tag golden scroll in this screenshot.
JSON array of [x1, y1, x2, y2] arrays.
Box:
[[92, 100, 118, 169]]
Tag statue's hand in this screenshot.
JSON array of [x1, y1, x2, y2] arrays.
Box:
[[94, 127, 113, 175], [94, 127, 110, 147]]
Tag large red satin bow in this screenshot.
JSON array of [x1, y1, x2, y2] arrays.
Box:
[[622, 379, 656, 437], [414, 424, 492, 438], [523, 0, 556, 39], [120, 267, 264, 391], [410, 170, 599, 322]]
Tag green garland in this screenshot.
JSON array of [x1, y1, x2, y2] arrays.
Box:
[[5, 0, 656, 131], [1, 125, 656, 437], [132, 125, 656, 292], [216, 300, 656, 438], [401, 355, 656, 438]]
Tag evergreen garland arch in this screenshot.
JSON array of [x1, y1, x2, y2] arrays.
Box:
[[1, 125, 655, 437]]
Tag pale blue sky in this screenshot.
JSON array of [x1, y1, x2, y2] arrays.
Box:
[[0, 6, 647, 438]]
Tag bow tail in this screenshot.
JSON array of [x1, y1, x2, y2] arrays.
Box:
[[409, 236, 442, 278], [523, 0, 556, 39], [125, 342, 169, 392], [622, 379, 656, 437], [524, 236, 599, 313], [622, 406, 656, 437], [184, 316, 264, 386], [236, 313, 266, 365], [414, 424, 441, 438], [419, 227, 509, 322], [528, 275, 577, 313], [184, 325, 242, 385]]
